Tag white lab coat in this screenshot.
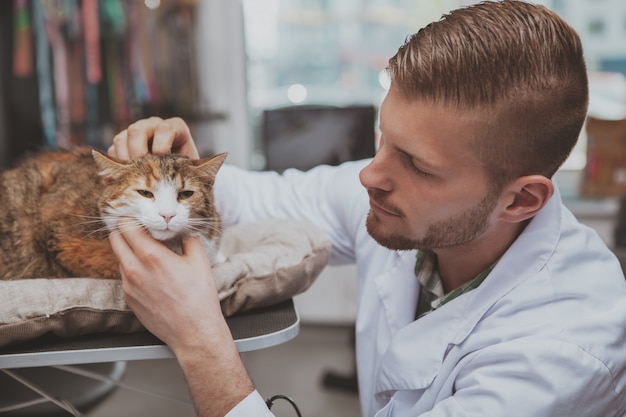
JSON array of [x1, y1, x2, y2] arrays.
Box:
[[215, 160, 626, 417]]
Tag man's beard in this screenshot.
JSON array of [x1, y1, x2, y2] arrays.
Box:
[[366, 188, 500, 251]]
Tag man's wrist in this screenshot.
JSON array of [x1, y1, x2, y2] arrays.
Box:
[[175, 334, 255, 417]]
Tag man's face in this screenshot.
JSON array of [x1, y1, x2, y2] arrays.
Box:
[[359, 88, 501, 251]]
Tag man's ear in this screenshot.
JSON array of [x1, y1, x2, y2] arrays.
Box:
[[498, 175, 554, 223]]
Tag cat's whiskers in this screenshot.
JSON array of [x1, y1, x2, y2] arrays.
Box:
[[65, 212, 151, 239], [106, 219, 146, 238], [185, 224, 222, 235], [186, 226, 223, 239], [64, 213, 105, 224], [187, 217, 222, 227], [62, 213, 112, 239]]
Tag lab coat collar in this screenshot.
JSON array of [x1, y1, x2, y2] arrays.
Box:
[[454, 182, 563, 340], [373, 250, 420, 335], [374, 183, 564, 393]]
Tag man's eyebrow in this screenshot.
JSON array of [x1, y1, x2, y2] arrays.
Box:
[[380, 124, 444, 172], [394, 143, 442, 172]]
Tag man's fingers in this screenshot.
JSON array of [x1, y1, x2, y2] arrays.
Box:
[[108, 228, 144, 290], [108, 116, 200, 161], [182, 235, 210, 262], [116, 219, 168, 259], [109, 130, 130, 160], [153, 117, 199, 159], [126, 118, 160, 157], [151, 118, 181, 155], [108, 228, 132, 261]]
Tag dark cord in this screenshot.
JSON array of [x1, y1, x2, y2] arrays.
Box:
[[265, 394, 303, 417]]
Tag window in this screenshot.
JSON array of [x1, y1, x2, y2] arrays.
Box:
[[243, 0, 626, 176], [242, 0, 460, 169]]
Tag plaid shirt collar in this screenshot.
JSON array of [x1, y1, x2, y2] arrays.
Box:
[[415, 250, 496, 319]]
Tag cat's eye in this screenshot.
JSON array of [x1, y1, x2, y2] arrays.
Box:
[[178, 190, 194, 200], [136, 190, 154, 199]]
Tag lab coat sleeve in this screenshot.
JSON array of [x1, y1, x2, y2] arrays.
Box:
[[213, 160, 371, 264], [224, 390, 275, 417], [416, 339, 618, 417]]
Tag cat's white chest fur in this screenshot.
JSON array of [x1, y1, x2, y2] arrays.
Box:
[[163, 235, 223, 265]]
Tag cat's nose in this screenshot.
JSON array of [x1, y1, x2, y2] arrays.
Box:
[[161, 214, 175, 224]]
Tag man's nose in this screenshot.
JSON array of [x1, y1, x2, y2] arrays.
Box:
[[359, 152, 393, 192]]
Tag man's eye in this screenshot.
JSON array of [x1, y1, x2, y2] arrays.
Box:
[[412, 165, 432, 177], [409, 160, 432, 178], [136, 190, 154, 198], [178, 190, 194, 200]]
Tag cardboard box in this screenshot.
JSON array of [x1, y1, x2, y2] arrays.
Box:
[[581, 117, 626, 197]]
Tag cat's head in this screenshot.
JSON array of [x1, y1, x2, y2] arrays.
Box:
[[92, 150, 227, 242]]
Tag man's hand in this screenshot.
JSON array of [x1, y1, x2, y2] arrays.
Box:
[[108, 116, 200, 160], [109, 222, 254, 416], [109, 222, 218, 351]]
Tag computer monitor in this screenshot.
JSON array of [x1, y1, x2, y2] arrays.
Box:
[[262, 105, 377, 172]]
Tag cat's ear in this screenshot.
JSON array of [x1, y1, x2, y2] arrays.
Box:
[[192, 152, 228, 184], [92, 150, 127, 181]]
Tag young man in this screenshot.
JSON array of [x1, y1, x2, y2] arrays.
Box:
[[108, 1, 626, 416]]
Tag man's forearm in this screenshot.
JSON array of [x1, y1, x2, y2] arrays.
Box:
[[176, 329, 256, 417]]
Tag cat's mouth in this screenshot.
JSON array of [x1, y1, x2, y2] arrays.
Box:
[[148, 227, 183, 242], [145, 227, 186, 255]]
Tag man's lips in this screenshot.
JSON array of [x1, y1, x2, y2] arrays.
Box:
[[369, 198, 402, 217]]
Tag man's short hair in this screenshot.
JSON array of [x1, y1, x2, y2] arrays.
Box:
[[388, 0, 589, 189]]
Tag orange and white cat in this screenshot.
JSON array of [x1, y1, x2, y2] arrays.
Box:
[[0, 147, 226, 280]]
